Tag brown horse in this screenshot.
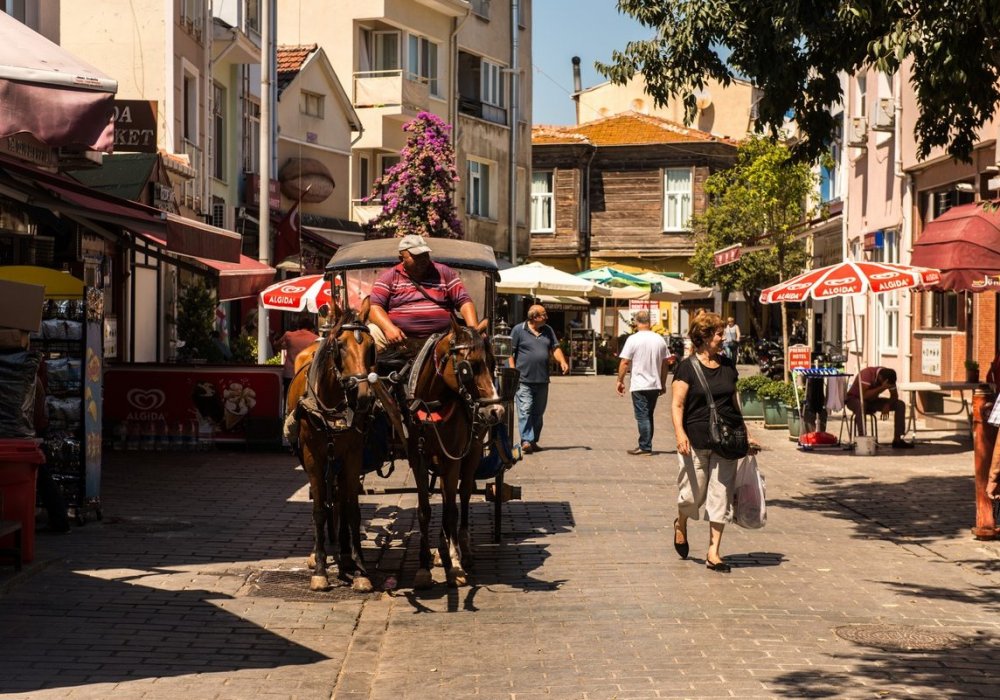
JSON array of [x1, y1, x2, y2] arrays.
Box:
[[403, 317, 504, 588], [285, 298, 379, 592]]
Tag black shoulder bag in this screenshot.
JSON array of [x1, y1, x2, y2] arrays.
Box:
[[689, 357, 750, 460]]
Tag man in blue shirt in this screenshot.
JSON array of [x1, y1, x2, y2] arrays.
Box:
[[509, 304, 569, 454]]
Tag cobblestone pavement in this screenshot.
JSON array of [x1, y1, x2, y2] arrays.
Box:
[[2, 373, 999, 699]]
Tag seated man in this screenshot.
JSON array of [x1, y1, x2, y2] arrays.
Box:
[[368, 234, 479, 352], [845, 366, 913, 448]]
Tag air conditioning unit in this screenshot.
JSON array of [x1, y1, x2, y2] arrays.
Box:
[[873, 97, 895, 131], [847, 116, 868, 147]]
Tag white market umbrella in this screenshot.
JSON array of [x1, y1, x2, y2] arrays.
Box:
[[498, 262, 611, 298], [636, 272, 714, 300]]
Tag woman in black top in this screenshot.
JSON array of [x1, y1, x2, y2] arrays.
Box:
[[671, 312, 757, 572]]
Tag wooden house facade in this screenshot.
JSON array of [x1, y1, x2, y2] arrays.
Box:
[[530, 112, 738, 275]]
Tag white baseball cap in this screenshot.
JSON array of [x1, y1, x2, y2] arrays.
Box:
[[398, 234, 431, 255]]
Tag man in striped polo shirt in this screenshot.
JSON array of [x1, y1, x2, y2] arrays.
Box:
[[368, 234, 479, 350]]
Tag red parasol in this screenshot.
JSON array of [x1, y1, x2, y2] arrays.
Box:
[[759, 260, 940, 303], [259, 274, 333, 313]]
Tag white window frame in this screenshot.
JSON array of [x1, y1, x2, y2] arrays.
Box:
[[481, 59, 506, 108], [181, 62, 200, 146], [467, 158, 495, 219], [875, 229, 900, 352], [407, 34, 440, 96], [662, 168, 693, 232], [855, 74, 867, 117], [531, 170, 554, 233], [378, 154, 400, 181], [300, 90, 325, 118], [359, 156, 371, 200], [372, 31, 400, 72], [241, 92, 260, 174], [210, 82, 226, 181]]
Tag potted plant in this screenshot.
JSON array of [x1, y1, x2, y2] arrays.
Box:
[[965, 359, 980, 384], [757, 379, 790, 429], [736, 373, 770, 420], [781, 381, 803, 441]]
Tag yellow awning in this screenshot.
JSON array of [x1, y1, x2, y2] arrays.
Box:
[[0, 266, 84, 298]]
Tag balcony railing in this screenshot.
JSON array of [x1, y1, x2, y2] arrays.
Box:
[[458, 96, 507, 126], [353, 70, 430, 112], [351, 199, 384, 225]]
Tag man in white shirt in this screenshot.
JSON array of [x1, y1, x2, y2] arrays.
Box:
[[616, 310, 670, 455]]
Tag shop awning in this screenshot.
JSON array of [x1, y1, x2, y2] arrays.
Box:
[[911, 202, 1000, 291], [0, 153, 242, 263], [0, 265, 84, 298], [0, 12, 117, 152], [138, 232, 275, 301]]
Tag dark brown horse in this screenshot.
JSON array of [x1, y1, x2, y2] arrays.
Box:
[[285, 298, 379, 592], [404, 317, 504, 588]]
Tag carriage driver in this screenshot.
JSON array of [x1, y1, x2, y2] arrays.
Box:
[[367, 234, 480, 352]]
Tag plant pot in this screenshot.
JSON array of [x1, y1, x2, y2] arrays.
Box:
[[762, 398, 787, 429], [740, 389, 764, 420], [786, 403, 801, 441], [966, 369, 980, 384]]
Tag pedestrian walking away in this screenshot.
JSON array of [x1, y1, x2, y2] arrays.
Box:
[[722, 316, 741, 362], [671, 312, 759, 573], [616, 310, 669, 456], [509, 304, 568, 454]]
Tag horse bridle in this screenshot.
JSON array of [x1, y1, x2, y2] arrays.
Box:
[[307, 316, 378, 432], [442, 328, 502, 409]]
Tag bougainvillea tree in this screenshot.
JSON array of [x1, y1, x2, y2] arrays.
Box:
[[364, 111, 464, 239]]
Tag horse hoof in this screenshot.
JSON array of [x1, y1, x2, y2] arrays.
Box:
[[352, 576, 374, 593], [414, 568, 434, 589], [447, 569, 468, 588], [309, 575, 330, 591]]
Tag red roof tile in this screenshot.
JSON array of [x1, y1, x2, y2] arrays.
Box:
[[276, 44, 317, 94], [532, 111, 737, 147]]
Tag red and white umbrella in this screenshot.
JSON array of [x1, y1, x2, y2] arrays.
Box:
[[759, 260, 941, 303], [259, 274, 333, 313]]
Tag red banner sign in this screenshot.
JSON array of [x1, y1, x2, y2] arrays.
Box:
[[787, 344, 812, 371], [714, 245, 742, 268], [103, 364, 283, 444]]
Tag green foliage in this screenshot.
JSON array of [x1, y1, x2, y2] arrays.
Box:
[[364, 111, 464, 239], [687, 136, 814, 333], [965, 359, 980, 371], [736, 373, 771, 393], [176, 284, 223, 362], [230, 332, 258, 364], [265, 353, 283, 366], [756, 379, 797, 405], [597, 1, 1000, 161]]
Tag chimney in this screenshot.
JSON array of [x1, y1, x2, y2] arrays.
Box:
[[572, 56, 582, 124]]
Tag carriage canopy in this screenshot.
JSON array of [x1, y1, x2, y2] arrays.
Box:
[[326, 238, 499, 274]]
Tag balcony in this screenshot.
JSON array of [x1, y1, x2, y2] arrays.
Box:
[[353, 70, 430, 114], [458, 96, 507, 126], [351, 199, 383, 226]]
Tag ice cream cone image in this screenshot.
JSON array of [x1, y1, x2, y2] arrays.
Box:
[[222, 383, 256, 431]]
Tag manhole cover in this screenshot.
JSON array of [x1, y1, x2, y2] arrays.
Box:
[[835, 624, 972, 652], [243, 569, 376, 602]]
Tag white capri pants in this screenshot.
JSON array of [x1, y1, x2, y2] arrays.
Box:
[[677, 447, 738, 524]]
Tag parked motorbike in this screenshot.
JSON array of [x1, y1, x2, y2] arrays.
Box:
[[757, 338, 785, 380], [665, 334, 686, 373]]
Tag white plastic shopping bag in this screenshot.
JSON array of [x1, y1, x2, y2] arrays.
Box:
[[733, 454, 767, 529]]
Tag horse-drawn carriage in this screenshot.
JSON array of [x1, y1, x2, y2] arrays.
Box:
[[285, 237, 521, 592]]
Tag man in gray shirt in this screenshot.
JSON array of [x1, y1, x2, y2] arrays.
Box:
[[509, 304, 569, 454]]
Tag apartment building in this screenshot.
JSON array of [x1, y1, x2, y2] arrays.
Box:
[[277, 0, 532, 260]]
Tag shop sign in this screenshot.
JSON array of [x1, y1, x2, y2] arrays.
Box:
[[113, 100, 157, 153], [921, 337, 942, 376], [0, 134, 58, 167], [103, 365, 283, 443], [628, 300, 660, 325], [245, 173, 282, 211], [787, 344, 812, 371], [714, 244, 742, 268], [863, 230, 885, 251]]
